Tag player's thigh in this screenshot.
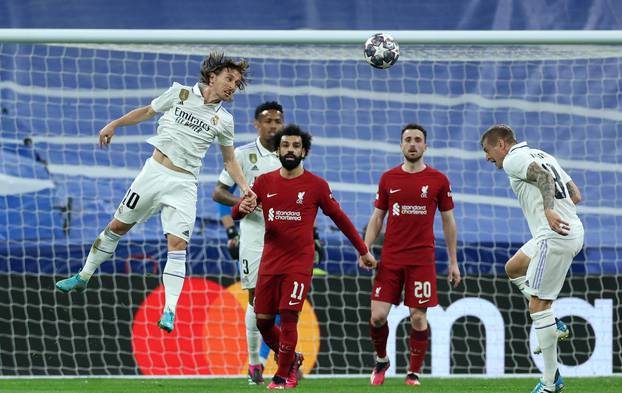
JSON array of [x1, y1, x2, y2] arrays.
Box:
[[506, 241, 534, 278], [372, 263, 405, 305], [239, 245, 262, 290], [278, 273, 312, 313], [114, 160, 162, 225], [160, 178, 197, 243], [254, 274, 282, 315], [525, 237, 582, 300], [404, 263, 438, 308]]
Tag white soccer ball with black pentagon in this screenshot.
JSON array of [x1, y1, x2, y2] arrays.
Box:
[[364, 32, 400, 69]]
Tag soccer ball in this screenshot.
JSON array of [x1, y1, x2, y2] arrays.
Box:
[[364, 33, 400, 69]]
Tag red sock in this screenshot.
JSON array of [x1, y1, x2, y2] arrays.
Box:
[[369, 321, 389, 359], [276, 310, 299, 378], [256, 317, 281, 354], [408, 327, 429, 373]]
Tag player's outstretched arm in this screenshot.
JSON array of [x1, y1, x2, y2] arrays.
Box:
[[566, 180, 582, 205], [526, 162, 570, 235], [220, 145, 256, 208], [212, 181, 240, 206], [441, 209, 461, 288], [99, 105, 157, 146]]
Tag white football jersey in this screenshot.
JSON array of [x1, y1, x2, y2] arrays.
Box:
[[503, 141, 583, 240], [147, 82, 234, 178], [219, 137, 281, 248]]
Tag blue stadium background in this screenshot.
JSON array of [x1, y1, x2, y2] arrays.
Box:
[[1, 0, 621, 279]]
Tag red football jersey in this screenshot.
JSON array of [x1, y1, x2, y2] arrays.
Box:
[[374, 165, 454, 265], [233, 169, 367, 275]]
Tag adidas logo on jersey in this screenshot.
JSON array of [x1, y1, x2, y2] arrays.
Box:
[[251, 165, 259, 171]]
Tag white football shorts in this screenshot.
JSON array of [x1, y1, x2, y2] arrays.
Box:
[[521, 231, 584, 300], [114, 157, 197, 242], [238, 243, 263, 289]]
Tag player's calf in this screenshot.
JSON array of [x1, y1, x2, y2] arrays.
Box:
[[534, 318, 569, 355]]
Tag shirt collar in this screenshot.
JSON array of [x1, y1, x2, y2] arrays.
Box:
[[192, 83, 223, 112], [508, 141, 528, 154], [255, 137, 276, 157]]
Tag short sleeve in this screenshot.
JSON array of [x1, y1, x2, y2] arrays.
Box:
[[437, 174, 455, 212], [217, 147, 243, 187], [374, 174, 389, 211], [503, 151, 532, 180], [551, 157, 572, 184], [218, 116, 235, 147], [150, 82, 181, 113]]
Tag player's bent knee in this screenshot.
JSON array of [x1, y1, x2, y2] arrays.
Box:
[[528, 297, 552, 314], [370, 314, 388, 327], [108, 219, 133, 235], [166, 234, 187, 251]]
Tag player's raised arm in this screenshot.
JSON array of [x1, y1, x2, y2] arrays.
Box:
[[99, 105, 157, 146], [221, 144, 256, 206]]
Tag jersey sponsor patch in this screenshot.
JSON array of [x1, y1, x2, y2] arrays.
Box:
[[178, 89, 189, 104]]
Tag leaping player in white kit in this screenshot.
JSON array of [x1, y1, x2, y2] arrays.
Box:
[[56, 52, 256, 334], [212, 101, 284, 384], [481, 124, 584, 393]]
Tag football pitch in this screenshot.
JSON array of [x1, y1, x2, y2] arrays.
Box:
[[1, 377, 621, 393]]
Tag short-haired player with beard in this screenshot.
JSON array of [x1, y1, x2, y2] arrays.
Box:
[[232, 124, 377, 389], [55, 52, 256, 334], [363, 124, 461, 386], [212, 101, 285, 384]]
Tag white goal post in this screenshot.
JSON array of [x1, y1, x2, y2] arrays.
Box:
[[0, 29, 620, 378]]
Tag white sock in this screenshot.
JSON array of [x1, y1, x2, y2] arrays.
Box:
[[80, 228, 122, 280], [531, 309, 558, 385], [162, 250, 186, 313], [510, 276, 531, 300], [246, 303, 261, 365]]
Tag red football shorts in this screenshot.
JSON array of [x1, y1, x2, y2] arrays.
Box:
[[371, 262, 438, 308], [254, 273, 312, 314]]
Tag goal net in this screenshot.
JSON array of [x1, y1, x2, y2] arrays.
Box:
[[0, 39, 620, 377]]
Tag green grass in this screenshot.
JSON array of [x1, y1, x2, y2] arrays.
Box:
[[1, 377, 621, 393]]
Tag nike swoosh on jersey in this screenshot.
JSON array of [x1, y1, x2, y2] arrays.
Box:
[[267, 193, 278, 198], [417, 299, 430, 304], [288, 300, 300, 306], [389, 189, 401, 194]]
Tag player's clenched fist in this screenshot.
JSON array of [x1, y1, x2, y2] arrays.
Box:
[[99, 124, 116, 146], [358, 252, 378, 270]]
